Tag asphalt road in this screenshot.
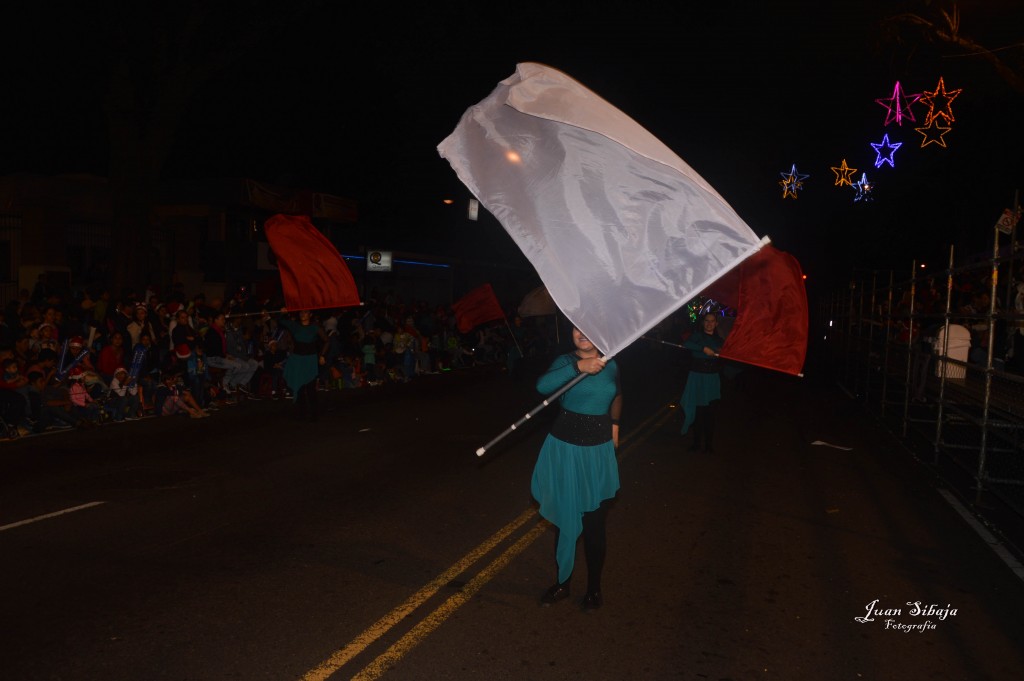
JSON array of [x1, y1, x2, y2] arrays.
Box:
[[2, 342, 1023, 681]]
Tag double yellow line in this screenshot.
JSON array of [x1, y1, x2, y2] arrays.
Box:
[[302, 404, 674, 681]]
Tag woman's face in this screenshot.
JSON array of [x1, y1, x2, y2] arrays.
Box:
[[299, 311, 312, 324], [702, 314, 719, 334], [111, 333, 123, 346], [572, 327, 596, 353]]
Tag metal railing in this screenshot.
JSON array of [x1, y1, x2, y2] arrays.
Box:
[[821, 242, 1024, 536]]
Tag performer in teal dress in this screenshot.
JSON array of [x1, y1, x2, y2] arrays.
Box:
[[532, 327, 621, 612], [278, 310, 327, 421], [680, 312, 724, 451]]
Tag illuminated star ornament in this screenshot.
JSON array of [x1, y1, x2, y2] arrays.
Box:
[[830, 159, 857, 187], [853, 173, 875, 202], [875, 81, 921, 127], [870, 134, 902, 168], [919, 76, 962, 125], [778, 163, 809, 199], [915, 118, 953, 148]]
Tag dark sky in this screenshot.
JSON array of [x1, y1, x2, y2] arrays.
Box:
[[4, 1, 1023, 293]]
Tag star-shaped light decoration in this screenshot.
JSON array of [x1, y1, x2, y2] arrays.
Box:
[[853, 173, 875, 202], [870, 134, 902, 168], [778, 163, 809, 199], [830, 159, 858, 187], [915, 118, 953, 148], [918, 76, 962, 125], [875, 81, 921, 127]]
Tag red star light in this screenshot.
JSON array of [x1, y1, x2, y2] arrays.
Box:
[[875, 81, 921, 127]]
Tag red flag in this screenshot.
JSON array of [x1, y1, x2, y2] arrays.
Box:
[[704, 245, 807, 376], [452, 284, 505, 333], [264, 214, 361, 311]]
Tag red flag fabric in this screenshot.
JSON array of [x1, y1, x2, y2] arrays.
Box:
[[703, 245, 807, 376], [452, 284, 505, 333], [264, 214, 361, 311]]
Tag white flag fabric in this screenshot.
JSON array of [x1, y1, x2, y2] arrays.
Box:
[[438, 62, 766, 357]]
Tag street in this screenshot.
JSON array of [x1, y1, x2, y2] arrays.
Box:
[[2, 342, 1023, 681]]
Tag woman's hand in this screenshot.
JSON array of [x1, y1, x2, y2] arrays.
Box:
[[577, 356, 606, 374], [612, 423, 619, 449], [703, 346, 717, 357]]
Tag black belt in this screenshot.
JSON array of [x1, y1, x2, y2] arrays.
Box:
[[549, 409, 611, 446], [690, 357, 720, 373], [293, 340, 318, 355]]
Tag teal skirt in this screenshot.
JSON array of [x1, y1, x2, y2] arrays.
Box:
[[531, 435, 620, 583], [680, 372, 721, 434]]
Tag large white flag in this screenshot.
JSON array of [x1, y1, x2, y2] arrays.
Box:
[[438, 62, 767, 357]]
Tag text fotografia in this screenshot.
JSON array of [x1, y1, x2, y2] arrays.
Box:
[[854, 599, 958, 632]]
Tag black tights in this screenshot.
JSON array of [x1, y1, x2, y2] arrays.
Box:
[[692, 400, 718, 449], [296, 381, 318, 420], [555, 498, 611, 595]]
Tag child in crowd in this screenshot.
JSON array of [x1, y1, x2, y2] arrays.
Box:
[[109, 367, 142, 421], [27, 372, 83, 432], [153, 371, 208, 418], [263, 333, 288, 399], [68, 367, 103, 425]]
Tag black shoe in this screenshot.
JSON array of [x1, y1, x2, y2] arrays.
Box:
[[540, 582, 571, 606], [581, 591, 603, 612]]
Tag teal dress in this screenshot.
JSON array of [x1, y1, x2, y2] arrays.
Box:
[[680, 331, 724, 434], [280, 319, 322, 401], [531, 353, 621, 584]]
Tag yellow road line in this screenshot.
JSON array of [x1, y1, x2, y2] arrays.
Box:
[[301, 402, 672, 680], [351, 522, 550, 681], [301, 507, 537, 681]]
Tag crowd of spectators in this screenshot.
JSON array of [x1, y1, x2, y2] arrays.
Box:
[[0, 281, 557, 440]]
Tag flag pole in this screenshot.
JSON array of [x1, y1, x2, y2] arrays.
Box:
[[476, 370, 590, 457], [502, 316, 524, 358], [640, 336, 804, 377], [226, 303, 364, 319]]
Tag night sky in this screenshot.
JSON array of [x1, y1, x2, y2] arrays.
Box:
[[4, 1, 1023, 295]]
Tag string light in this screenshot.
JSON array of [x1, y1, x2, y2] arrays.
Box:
[[870, 134, 902, 168], [918, 76, 962, 125], [830, 159, 857, 187], [915, 118, 953, 148], [875, 80, 921, 127], [778, 163, 809, 199]]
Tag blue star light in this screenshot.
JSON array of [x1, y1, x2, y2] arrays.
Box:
[[853, 173, 875, 202], [778, 163, 809, 199], [870, 134, 902, 168]]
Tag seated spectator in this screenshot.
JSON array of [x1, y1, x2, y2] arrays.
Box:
[[109, 367, 142, 421], [203, 312, 259, 395], [68, 367, 104, 425], [97, 331, 129, 383], [27, 371, 83, 432], [0, 357, 31, 436], [153, 371, 208, 419], [66, 335, 108, 397], [262, 333, 288, 399], [183, 344, 213, 408]]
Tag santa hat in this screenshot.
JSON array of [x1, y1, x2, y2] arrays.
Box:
[[69, 336, 85, 348], [175, 344, 192, 359], [114, 367, 128, 375], [69, 367, 85, 380]]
